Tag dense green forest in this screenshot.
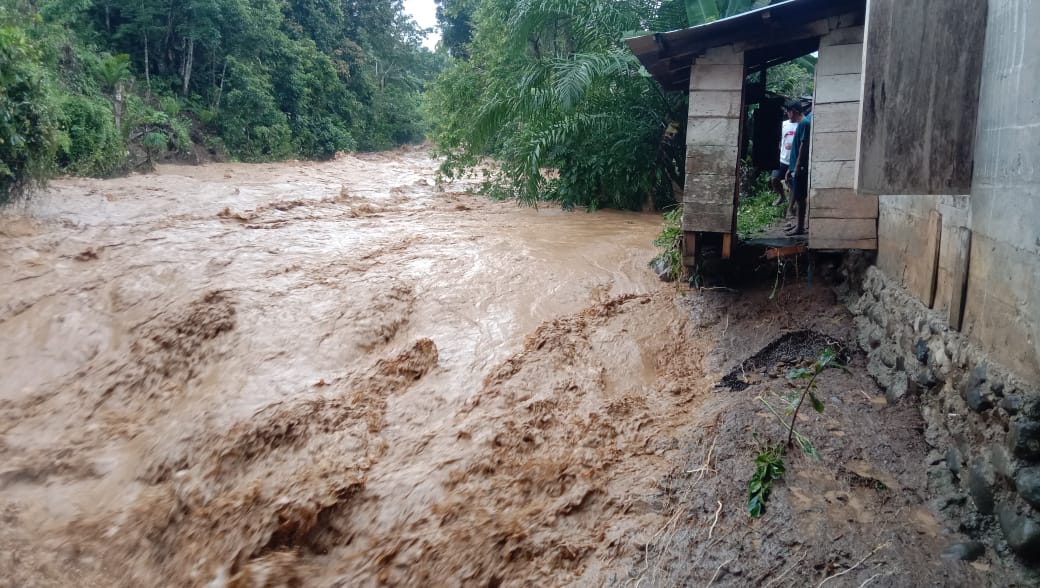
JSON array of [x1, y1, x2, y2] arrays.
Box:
[[427, 0, 814, 210], [1, 0, 813, 208], [0, 0, 438, 200]]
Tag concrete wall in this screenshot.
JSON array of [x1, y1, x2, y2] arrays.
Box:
[[962, 0, 1040, 384], [865, 0, 1040, 563], [876, 0, 1040, 385]]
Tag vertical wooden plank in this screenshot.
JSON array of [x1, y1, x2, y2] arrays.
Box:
[[809, 25, 875, 252], [857, 0, 988, 194], [682, 231, 698, 268], [722, 233, 732, 260], [926, 210, 943, 308], [948, 227, 972, 330], [683, 49, 744, 235]]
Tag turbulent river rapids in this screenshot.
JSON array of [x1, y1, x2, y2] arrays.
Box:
[[0, 147, 725, 586]]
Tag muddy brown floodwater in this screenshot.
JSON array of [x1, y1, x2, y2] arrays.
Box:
[[0, 147, 709, 586], [0, 147, 1019, 588]]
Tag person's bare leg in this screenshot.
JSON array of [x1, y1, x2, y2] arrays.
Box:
[[770, 176, 786, 206], [786, 198, 807, 235]]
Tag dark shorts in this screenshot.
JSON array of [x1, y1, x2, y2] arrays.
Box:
[[771, 167, 788, 179], [791, 173, 808, 203]]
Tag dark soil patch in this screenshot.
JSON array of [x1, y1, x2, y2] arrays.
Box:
[[719, 329, 848, 391], [615, 280, 1028, 587]]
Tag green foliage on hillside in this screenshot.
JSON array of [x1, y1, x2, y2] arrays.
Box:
[[0, 0, 440, 201], [424, 0, 789, 211], [0, 10, 60, 200], [425, 0, 690, 211]]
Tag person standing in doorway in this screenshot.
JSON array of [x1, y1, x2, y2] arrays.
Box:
[[785, 100, 812, 236], [772, 103, 803, 215]]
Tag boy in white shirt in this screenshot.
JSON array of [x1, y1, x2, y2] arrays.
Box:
[[771, 105, 802, 216]]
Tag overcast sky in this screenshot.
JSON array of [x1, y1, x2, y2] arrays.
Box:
[[404, 0, 440, 50]]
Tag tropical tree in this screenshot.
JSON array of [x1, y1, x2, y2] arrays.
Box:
[[426, 0, 794, 210], [427, 0, 689, 210], [0, 14, 60, 202]]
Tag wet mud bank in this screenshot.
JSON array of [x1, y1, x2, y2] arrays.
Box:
[[0, 148, 1026, 586]]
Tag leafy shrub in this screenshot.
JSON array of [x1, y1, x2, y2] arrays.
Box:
[[0, 22, 60, 201], [218, 60, 293, 161], [650, 207, 684, 281], [292, 115, 355, 160], [426, 0, 688, 211], [141, 131, 168, 161], [747, 445, 785, 517], [737, 169, 783, 238], [56, 94, 125, 177], [159, 96, 182, 118]]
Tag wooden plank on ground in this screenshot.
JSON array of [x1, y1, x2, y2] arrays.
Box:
[[814, 73, 862, 104], [809, 190, 878, 219], [948, 227, 972, 330], [765, 244, 809, 260], [902, 210, 942, 302]]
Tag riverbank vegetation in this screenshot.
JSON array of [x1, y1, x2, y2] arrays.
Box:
[[425, 0, 812, 211], [0, 0, 438, 202], [2, 0, 813, 215]]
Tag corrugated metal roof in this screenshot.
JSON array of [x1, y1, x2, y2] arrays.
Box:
[[626, 0, 865, 90]]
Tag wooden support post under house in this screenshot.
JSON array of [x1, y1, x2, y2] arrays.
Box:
[[722, 233, 732, 259], [948, 227, 972, 330], [682, 231, 698, 268], [765, 244, 809, 260], [926, 211, 943, 308]]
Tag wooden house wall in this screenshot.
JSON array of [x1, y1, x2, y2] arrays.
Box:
[[682, 46, 744, 234], [807, 25, 878, 250]]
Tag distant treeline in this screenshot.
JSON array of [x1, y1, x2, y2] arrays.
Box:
[[0, 0, 440, 201]]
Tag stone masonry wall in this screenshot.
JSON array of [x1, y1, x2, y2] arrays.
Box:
[[849, 266, 1040, 565]]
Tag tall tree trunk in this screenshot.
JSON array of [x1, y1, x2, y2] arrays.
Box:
[[215, 59, 227, 110], [113, 81, 124, 133], [163, 3, 175, 75], [144, 32, 151, 99], [182, 37, 194, 96]]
